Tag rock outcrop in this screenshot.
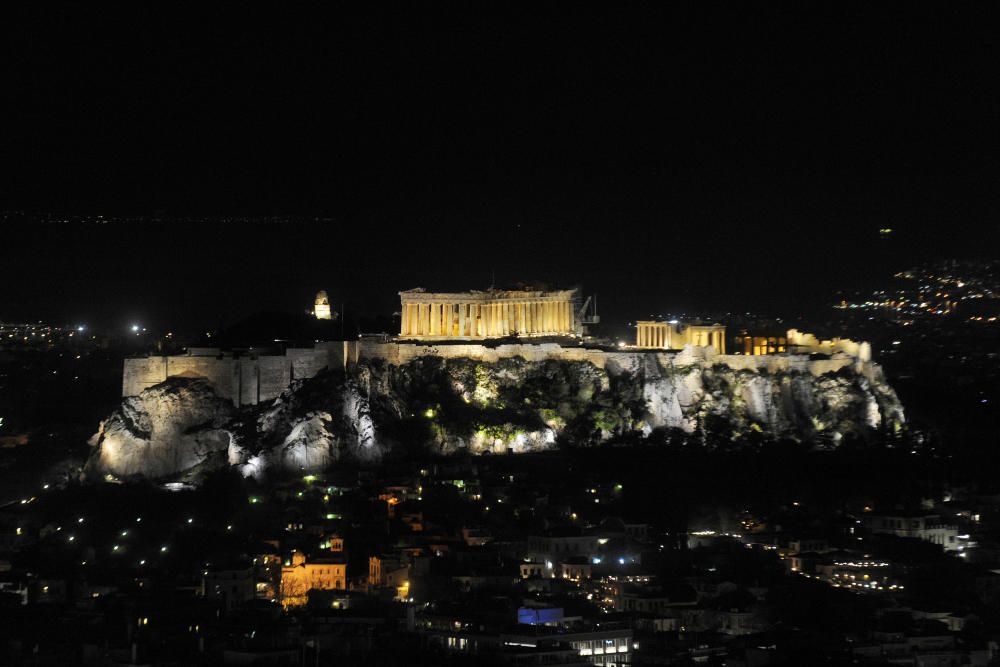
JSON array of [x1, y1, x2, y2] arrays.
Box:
[[87, 378, 235, 478], [88, 350, 906, 480]]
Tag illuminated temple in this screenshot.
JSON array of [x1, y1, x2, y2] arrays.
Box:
[[635, 320, 727, 353], [399, 288, 578, 339]]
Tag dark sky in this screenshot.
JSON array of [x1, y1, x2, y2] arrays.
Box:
[[2, 5, 999, 331]]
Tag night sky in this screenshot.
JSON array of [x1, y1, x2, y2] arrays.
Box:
[[2, 5, 998, 331]]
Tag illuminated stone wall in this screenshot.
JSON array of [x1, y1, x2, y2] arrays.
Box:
[[399, 288, 578, 339], [123, 348, 335, 407], [354, 340, 865, 378], [124, 331, 878, 406], [786, 328, 871, 363]]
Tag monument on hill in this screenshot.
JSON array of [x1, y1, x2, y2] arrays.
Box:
[[313, 290, 332, 320], [398, 287, 579, 339]]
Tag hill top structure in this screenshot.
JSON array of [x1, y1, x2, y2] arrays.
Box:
[[398, 287, 579, 339], [313, 290, 332, 320], [635, 320, 727, 354]]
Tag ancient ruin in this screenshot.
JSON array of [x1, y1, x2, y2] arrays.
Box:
[[398, 287, 579, 339]]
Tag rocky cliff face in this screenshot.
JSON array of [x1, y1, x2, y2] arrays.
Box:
[[87, 378, 236, 478], [87, 352, 905, 480]]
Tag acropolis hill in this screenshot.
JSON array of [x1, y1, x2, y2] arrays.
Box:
[[93, 286, 906, 480]]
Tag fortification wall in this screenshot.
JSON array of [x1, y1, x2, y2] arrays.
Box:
[[124, 334, 874, 405], [355, 342, 860, 378], [786, 328, 871, 363], [122, 357, 170, 396], [123, 348, 331, 406]]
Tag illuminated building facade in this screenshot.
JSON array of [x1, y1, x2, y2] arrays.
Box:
[[733, 332, 787, 355], [635, 321, 726, 353], [279, 550, 346, 608], [399, 288, 578, 339]]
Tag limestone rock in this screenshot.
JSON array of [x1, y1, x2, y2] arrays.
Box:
[[88, 351, 906, 482], [87, 378, 235, 479]]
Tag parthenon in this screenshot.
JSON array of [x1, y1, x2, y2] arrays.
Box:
[[399, 288, 578, 339], [635, 321, 727, 353]]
